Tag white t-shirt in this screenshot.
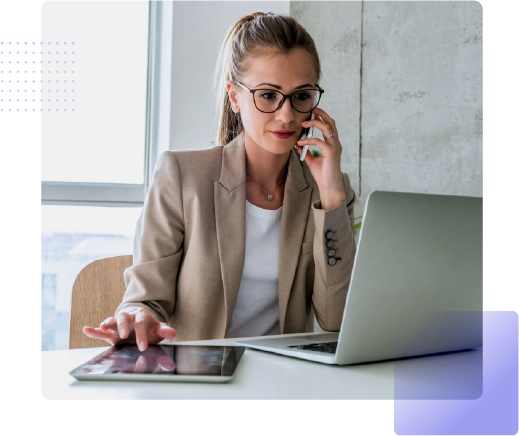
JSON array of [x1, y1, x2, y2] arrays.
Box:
[[226, 200, 283, 339]]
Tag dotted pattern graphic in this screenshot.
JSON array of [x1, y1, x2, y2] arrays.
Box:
[[0, 42, 76, 112]]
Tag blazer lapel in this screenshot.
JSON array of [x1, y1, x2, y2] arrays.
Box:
[[278, 149, 313, 333], [214, 132, 247, 335]]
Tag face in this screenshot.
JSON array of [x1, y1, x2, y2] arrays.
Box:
[[226, 48, 318, 156]]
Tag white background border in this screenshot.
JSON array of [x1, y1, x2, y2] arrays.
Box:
[[1, 1, 516, 435]]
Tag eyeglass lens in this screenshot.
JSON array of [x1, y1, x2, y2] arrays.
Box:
[[254, 89, 320, 113]]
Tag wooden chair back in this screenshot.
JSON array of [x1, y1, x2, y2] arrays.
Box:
[[69, 255, 133, 349]]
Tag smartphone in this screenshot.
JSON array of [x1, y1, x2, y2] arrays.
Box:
[[300, 112, 315, 161]]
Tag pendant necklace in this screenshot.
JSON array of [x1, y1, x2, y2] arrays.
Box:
[[246, 166, 287, 201]]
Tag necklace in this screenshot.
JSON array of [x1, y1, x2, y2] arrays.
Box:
[[246, 167, 287, 201]]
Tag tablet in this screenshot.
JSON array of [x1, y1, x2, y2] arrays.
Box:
[[69, 344, 246, 383]]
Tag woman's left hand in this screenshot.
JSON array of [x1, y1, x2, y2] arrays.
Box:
[[295, 107, 346, 210]]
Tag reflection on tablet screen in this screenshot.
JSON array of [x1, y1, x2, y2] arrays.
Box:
[[70, 344, 245, 377]]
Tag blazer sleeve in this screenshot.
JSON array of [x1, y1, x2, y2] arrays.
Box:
[[115, 151, 185, 323], [311, 172, 357, 331]]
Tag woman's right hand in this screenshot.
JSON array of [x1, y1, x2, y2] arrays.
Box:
[[83, 308, 177, 351]]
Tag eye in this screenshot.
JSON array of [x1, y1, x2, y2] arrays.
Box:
[[259, 91, 278, 101], [294, 91, 312, 101]]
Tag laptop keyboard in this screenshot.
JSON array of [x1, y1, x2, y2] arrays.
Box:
[[287, 341, 338, 354]]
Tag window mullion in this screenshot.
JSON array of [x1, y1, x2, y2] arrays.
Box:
[[41, 181, 145, 206]]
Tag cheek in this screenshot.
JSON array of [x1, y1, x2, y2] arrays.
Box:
[[242, 110, 269, 132], [238, 107, 254, 131]]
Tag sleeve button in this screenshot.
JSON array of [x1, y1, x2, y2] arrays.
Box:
[[326, 239, 334, 248], [327, 249, 336, 256], [327, 257, 337, 266], [325, 230, 333, 239]]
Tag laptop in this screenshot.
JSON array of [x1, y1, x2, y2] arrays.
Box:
[[234, 191, 483, 365]]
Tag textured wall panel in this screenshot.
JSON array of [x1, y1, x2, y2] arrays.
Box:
[[360, 1, 482, 212]]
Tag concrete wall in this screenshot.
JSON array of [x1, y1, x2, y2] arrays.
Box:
[[292, 1, 482, 215]]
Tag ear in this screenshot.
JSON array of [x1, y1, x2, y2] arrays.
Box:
[[225, 80, 239, 107]]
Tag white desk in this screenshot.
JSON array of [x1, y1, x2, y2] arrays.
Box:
[[42, 332, 482, 400]]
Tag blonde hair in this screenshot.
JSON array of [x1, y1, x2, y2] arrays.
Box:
[[211, 11, 322, 146]]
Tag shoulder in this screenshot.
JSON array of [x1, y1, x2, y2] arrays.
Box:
[[154, 145, 224, 182], [157, 145, 224, 169]]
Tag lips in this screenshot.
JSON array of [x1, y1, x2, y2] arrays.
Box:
[[271, 131, 295, 139]]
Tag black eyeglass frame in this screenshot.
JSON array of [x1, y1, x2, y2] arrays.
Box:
[[234, 81, 325, 114]]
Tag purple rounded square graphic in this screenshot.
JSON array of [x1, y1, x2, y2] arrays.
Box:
[[395, 311, 518, 435]]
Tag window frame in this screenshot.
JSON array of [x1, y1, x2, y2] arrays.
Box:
[[40, 1, 169, 208]]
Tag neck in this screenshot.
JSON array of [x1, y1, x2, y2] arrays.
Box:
[[244, 135, 290, 191]]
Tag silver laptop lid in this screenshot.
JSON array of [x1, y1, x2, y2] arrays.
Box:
[[337, 191, 482, 365]]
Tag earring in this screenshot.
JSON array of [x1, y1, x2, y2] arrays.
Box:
[[232, 104, 238, 111]]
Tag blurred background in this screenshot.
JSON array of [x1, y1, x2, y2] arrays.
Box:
[[41, 1, 482, 350]]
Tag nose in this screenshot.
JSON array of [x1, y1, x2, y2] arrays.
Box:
[[275, 96, 296, 123]]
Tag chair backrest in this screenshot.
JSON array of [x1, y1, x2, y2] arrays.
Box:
[[69, 255, 133, 349]]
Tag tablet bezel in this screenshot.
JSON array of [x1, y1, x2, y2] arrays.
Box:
[[69, 344, 246, 383]]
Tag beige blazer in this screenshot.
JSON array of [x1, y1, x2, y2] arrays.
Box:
[[116, 131, 357, 342]]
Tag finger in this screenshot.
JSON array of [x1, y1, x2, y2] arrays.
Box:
[[302, 118, 330, 137], [83, 326, 118, 345], [297, 137, 331, 154], [115, 312, 131, 340], [312, 107, 337, 130], [83, 326, 113, 338], [156, 323, 177, 340], [99, 317, 117, 331], [134, 309, 151, 351], [302, 110, 336, 139], [295, 144, 318, 164]]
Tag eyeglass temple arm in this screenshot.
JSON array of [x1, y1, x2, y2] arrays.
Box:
[[234, 81, 251, 93]]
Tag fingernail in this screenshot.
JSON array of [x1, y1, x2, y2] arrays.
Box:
[[120, 328, 127, 338], [139, 341, 145, 351]]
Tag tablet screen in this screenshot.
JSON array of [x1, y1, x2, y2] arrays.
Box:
[[70, 344, 245, 379]]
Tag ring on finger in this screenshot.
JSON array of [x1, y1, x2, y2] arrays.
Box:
[[325, 132, 336, 139]]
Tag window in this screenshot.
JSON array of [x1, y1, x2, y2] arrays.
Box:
[[41, 206, 142, 350], [41, 274, 57, 310], [41, 1, 151, 206], [41, 2, 156, 351]]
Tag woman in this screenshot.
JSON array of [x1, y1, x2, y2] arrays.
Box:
[[84, 11, 357, 352]]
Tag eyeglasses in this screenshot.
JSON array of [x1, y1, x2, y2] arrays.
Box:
[[234, 81, 324, 113]]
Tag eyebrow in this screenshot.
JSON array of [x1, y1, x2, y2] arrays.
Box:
[[255, 82, 316, 90]]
